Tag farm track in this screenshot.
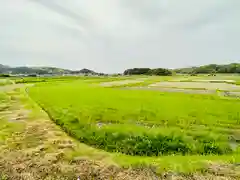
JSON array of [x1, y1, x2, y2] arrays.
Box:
[[0, 85, 240, 179]]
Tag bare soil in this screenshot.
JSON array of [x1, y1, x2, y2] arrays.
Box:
[[125, 87, 240, 99], [150, 82, 240, 91], [126, 86, 215, 94]]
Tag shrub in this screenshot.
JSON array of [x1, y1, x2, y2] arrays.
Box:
[[148, 68, 172, 76], [0, 74, 10, 77]]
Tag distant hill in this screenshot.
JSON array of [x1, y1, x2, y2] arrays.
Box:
[[174, 63, 240, 74], [123, 68, 172, 76], [1, 63, 239, 76], [0, 64, 10, 71], [0, 64, 97, 75], [71, 68, 97, 75]]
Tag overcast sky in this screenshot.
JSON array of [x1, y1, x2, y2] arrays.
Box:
[[0, 0, 239, 73]]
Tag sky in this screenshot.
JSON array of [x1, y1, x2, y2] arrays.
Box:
[[0, 0, 239, 73]]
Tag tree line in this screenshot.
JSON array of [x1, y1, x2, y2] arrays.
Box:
[[175, 63, 240, 74], [123, 68, 172, 76]]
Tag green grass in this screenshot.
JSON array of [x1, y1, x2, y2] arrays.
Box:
[[12, 76, 137, 85], [29, 80, 240, 157]]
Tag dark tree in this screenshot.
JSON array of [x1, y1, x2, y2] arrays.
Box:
[[123, 68, 151, 75], [148, 68, 172, 76], [175, 63, 240, 74]]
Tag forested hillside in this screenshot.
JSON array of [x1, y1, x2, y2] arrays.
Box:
[[0, 64, 96, 75], [175, 63, 240, 74], [124, 68, 172, 76]]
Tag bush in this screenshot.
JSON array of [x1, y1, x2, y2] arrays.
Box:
[[123, 68, 172, 76], [124, 68, 151, 75], [0, 74, 10, 77], [148, 68, 172, 76]]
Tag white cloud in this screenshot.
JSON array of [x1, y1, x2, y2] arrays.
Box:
[[0, 0, 239, 73]]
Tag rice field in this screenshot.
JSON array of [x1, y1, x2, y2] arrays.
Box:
[[29, 76, 240, 158], [1, 74, 240, 178]]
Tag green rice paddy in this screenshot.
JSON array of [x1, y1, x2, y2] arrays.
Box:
[[29, 78, 240, 157]]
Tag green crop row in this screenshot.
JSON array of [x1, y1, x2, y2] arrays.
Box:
[[12, 76, 136, 85], [29, 80, 240, 156], [47, 110, 232, 156]]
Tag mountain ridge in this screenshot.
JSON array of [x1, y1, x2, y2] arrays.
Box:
[[1, 63, 239, 75], [174, 63, 240, 74], [0, 64, 97, 75]]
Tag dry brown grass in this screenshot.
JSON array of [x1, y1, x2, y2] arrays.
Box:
[[0, 85, 240, 180]]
